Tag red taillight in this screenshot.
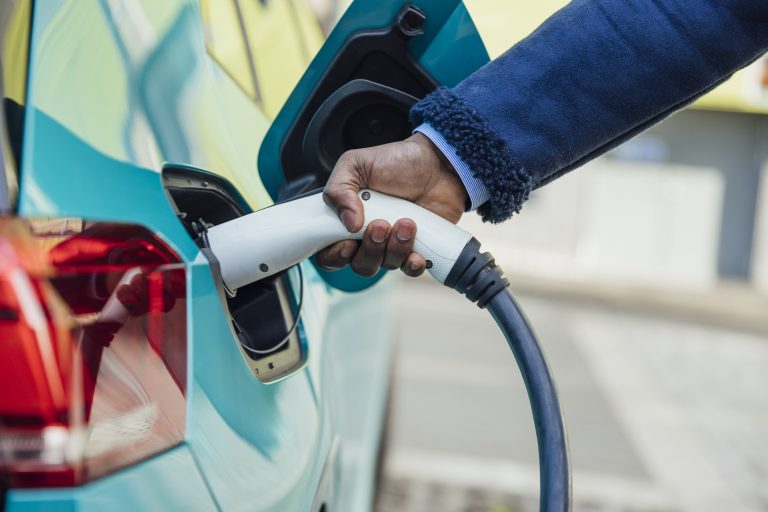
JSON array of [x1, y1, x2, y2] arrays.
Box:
[[0, 218, 187, 488]]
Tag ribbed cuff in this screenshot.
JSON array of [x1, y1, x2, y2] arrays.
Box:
[[410, 87, 533, 223], [413, 123, 490, 211]]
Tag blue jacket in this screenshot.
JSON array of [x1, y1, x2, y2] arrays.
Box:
[[410, 0, 768, 222]]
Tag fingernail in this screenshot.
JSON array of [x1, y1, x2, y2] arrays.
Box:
[[341, 209, 358, 232], [409, 261, 421, 273], [370, 225, 386, 243], [396, 223, 415, 242], [340, 243, 355, 259]]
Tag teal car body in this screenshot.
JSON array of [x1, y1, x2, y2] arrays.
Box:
[[1, 0, 487, 510]]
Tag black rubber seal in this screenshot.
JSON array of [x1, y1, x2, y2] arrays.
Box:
[[444, 237, 509, 309]]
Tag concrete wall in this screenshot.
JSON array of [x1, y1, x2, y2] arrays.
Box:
[[459, 109, 768, 292], [460, 159, 724, 291], [626, 109, 768, 280], [752, 166, 768, 293]]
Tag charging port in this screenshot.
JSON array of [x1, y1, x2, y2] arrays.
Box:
[[162, 165, 305, 383]]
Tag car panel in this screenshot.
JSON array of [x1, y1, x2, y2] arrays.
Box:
[[9, 0, 485, 510], [416, 2, 488, 87], [4, 445, 217, 512], [320, 280, 397, 510], [21, 0, 273, 210]]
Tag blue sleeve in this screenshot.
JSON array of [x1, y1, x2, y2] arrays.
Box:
[[410, 0, 768, 222], [414, 123, 490, 211]]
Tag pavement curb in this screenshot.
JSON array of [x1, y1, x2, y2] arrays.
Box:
[[505, 275, 768, 334]]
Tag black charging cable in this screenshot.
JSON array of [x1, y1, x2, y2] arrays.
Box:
[[444, 238, 572, 512]]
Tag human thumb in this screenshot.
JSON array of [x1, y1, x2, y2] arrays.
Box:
[[323, 170, 365, 233]]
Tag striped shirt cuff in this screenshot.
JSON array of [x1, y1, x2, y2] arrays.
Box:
[[413, 123, 490, 211]]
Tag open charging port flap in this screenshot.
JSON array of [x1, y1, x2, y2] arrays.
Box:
[[162, 164, 305, 383]]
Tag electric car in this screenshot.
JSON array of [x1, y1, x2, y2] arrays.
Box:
[[0, 1, 488, 510]]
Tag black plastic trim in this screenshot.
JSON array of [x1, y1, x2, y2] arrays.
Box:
[[277, 3, 437, 198], [302, 79, 419, 179]]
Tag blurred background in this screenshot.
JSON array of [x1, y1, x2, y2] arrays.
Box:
[[371, 1, 768, 511]]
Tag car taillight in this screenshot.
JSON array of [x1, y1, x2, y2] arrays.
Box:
[[0, 218, 187, 488]]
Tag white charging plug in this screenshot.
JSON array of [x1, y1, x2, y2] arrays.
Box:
[[204, 189, 473, 291]]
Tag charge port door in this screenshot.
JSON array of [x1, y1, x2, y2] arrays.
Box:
[[162, 164, 305, 383]]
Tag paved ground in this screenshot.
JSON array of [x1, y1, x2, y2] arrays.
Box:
[[376, 280, 768, 512]]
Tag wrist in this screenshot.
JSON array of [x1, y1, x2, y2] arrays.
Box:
[[408, 132, 454, 175], [407, 133, 470, 211], [412, 124, 491, 212]]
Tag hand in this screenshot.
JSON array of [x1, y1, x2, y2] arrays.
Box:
[[316, 133, 468, 277]]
